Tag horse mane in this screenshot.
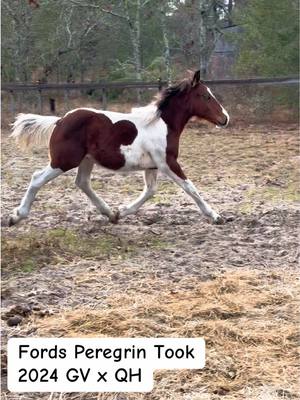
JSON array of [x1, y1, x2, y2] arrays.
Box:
[[156, 79, 191, 113], [130, 78, 192, 125], [130, 104, 159, 125]]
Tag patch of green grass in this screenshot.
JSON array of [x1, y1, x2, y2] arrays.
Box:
[[260, 184, 300, 203], [90, 180, 104, 190], [239, 181, 300, 214], [239, 202, 254, 215], [150, 181, 178, 204], [149, 194, 170, 205], [147, 236, 168, 249], [2, 228, 169, 275], [21, 259, 36, 273]]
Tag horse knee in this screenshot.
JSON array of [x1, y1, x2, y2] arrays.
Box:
[[30, 170, 44, 189], [30, 168, 55, 189]]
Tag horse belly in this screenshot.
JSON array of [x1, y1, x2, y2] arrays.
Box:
[[119, 145, 156, 171]]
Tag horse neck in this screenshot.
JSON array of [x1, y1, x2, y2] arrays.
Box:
[[159, 98, 191, 136]]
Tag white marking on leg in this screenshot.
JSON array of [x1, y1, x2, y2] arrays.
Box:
[[154, 156, 221, 222], [182, 179, 220, 221], [119, 169, 157, 217], [10, 164, 63, 225], [75, 157, 116, 221]]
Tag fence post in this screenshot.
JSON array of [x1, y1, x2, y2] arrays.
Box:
[[9, 90, 15, 115], [64, 89, 70, 110], [38, 89, 43, 113], [158, 77, 163, 91], [49, 98, 56, 114], [101, 88, 107, 110]]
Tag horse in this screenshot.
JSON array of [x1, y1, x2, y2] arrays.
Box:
[[8, 70, 229, 227]]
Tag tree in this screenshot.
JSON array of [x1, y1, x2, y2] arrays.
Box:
[[169, 0, 232, 78], [1, 0, 235, 85], [232, 0, 299, 76], [2, 0, 34, 81]]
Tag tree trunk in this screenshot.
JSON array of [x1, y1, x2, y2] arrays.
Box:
[[160, 5, 171, 85], [227, 0, 233, 25], [198, 0, 209, 78], [124, 0, 142, 103]]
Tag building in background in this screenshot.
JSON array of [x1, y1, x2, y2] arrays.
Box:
[[208, 25, 243, 79]]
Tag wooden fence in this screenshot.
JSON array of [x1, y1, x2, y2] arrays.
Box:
[[2, 76, 298, 115]]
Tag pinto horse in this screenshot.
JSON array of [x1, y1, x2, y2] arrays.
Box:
[[9, 71, 229, 226]]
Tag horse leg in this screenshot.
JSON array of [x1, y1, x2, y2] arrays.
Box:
[[156, 156, 222, 223], [9, 164, 63, 226], [75, 157, 118, 223], [118, 169, 158, 218]]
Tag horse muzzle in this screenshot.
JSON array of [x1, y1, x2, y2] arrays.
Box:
[[216, 109, 230, 128], [217, 116, 229, 128]]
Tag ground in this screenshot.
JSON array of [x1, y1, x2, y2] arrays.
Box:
[[1, 122, 299, 400]]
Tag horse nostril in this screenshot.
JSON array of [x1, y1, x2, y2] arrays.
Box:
[[220, 116, 227, 126]]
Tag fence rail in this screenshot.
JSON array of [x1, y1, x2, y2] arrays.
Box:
[[2, 76, 298, 116], [1, 76, 299, 92]]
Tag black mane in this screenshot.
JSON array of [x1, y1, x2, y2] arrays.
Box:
[[156, 80, 191, 112]]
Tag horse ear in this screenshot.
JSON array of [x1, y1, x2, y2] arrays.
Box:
[[191, 70, 201, 86]]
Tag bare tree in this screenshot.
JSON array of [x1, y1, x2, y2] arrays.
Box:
[[159, 3, 171, 84], [2, 0, 33, 81]]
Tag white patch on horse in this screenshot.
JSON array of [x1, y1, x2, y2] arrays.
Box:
[[68, 106, 168, 172]]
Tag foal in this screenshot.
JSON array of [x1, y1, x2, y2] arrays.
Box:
[[9, 71, 229, 226]]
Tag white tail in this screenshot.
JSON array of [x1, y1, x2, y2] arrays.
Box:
[[10, 113, 60, 150]]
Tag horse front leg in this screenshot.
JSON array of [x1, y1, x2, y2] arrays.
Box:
[[118, 169, 158, 218], [157, 156, 223, 224]]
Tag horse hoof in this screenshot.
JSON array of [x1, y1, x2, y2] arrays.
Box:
[[212, 215, 225, 225], [8, 216, 16, 227], [109, 211, 120, 224]]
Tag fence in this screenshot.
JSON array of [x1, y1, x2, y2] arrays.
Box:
[[1, 77, 299, 122]]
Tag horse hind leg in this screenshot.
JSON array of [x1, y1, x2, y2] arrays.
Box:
[[9, 164, 63, 226], [118, 169, 158, 217], [75, 157, 118, 223]]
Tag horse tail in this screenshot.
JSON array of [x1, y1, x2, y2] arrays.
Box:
[[10, 113, 61, 150]]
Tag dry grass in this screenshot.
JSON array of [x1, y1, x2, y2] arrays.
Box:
[[33, 269, 299, 400]]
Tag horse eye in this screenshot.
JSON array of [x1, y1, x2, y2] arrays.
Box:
[[202, 94, 211, 100]]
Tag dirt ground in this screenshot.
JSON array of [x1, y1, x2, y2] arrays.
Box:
[[1, 121, 299, 400]]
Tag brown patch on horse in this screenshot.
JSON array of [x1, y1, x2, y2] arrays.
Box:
[[157, 72, 227, 180], [88, 118, 137, 170], [157, 83, 191, 180], [50, 110, 137, 172], [165, 127, 187, 180]]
